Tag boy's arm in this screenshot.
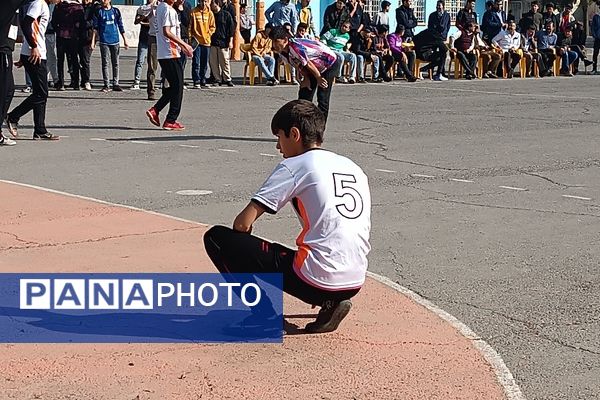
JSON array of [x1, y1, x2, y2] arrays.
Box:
[[163, 25, 193, 56], [233, 202, 265, 233], [302, 59, 327, 88], [116, 9, 128, 48]]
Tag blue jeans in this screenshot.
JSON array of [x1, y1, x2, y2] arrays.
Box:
[[561, 50, 578, 71], [251, 54, 275, 80], [99, 43, 119, 87], [134, 41, 148, 84], [357, 54, 380, 79], [192, 45, 210, 84], [335, 51, 357, 80]]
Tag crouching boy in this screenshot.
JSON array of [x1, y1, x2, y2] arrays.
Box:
[[203, 100, 372, 333]]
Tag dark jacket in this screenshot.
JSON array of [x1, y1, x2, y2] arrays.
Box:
[[427, 11, 450, 39], [346, 1, 363, 31], [211, 9, 234, 48], [518, 10, 543, 32], [481, 9, 506, 40], [395, 5, 417, 38], [413, 28, 445, 57], [455, 9, 477, 30], [52, 0, 85, 40], [321, 3, 348, 36], [349, 33, 371, 58], [0, 0, 25, 54], [541, 12, 559, 32], [81, 2, 99, 44], [176, 1, 192, 40]]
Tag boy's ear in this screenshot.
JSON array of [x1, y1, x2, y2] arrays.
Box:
[[290, 126, 302, 143]]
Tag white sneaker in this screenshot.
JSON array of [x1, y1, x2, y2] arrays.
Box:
[[130, 83, 140, 90], [21, 87, 31, 93], [84, 82, 92, 91], [0, 135, 16, 146], [433, 74, 448, 81]]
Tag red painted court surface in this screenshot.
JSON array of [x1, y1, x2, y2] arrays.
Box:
[[0, 181, 507, 399]]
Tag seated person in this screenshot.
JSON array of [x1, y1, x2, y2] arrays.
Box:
[[387, 24, 418, 82], [203, 99, 372, 334], [321, 20, 357, 83], [569, 21, 593, 74], [450, 21, 478, 79], [474, 24, 502, 78], [296, 22, 309, 38], [412, 27, 448, 81], [536, 21, 558, 77], [557, 25, 578, 76], [250, 23, 278, 85], [370, 24, 395, 82], [521, 24, 544, 77], [349, 26, 381, 83], [491, 21, 521, 78]]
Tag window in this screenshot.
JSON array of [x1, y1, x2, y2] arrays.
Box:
[[446, 0, 462, 22], [362, 0, 380, 21]]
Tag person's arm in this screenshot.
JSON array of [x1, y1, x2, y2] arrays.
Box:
[[209, 12, 216, 36], [20, 14, 41, 64], [302, 59, 328, 88], [291, 5, 299, 32], [227, 13, 234, 48], [427, 12, 435, 30], [233, 202, 265, 233], [115, 9, 128, 48], [455, 10, 464, 29], [265, 2, 275, 23], [408, 9, 418, 29], [442, 14, 450, 39], [491, 32, 502, 48], [321, 29, 333, 44]]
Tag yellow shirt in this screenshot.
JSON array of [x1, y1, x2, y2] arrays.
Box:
[[251, 31, 272, 57], [189, 6, 216, 46]]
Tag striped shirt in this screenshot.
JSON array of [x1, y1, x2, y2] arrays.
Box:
[[281, 38, 337, 74], [321, 28, 349, 51]]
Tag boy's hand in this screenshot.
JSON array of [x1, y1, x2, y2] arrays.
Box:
[[14, 60, 23, 68], [29, 48, 41, 65], [318, 76, 328, 88], [182, 42, 193, 57], [124, 40, 129, 50]]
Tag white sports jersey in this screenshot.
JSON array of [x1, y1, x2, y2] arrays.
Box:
[[156, 1, 180, 59], [253, 149, 372, 290], [20, 0, 49, 60]]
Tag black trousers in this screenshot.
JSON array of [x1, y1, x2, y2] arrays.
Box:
[[503, 51, 521, 72], [240, 29, 251, 44], [57, 37, 79, 87], [203, 226, 360, 307], [419, 48, 447, 75], [298, 65, 336, 122], [456, 51, 477, 75], [539, 49, 556, 73], [0, 53, 15, 130], [8, 56, 48, 135], [154, 58, 183, 123], [391, 52, 413, 77], [594, 39, 600, 71], [78, 44, 92, 85]]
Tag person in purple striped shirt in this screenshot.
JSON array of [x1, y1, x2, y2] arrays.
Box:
[[270, 26, 340, 122]]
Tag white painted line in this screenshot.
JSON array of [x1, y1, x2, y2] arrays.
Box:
[[179, 144, 199, 148], [411, 173, 435, 178], [562, 194, 592, 201], [451, 178, 474, 183], [375, 168, 396, 173], [90, 138, 106, 141], [218, 148, 239, 153], [499, 186, 527, 191], [367, 272, 526, 400], [260, 153, 278, 157], [130, 140, 154, 145], [0, 178, 526, 400], [175, 189, 213, 196], [60, 135, 69, 138]]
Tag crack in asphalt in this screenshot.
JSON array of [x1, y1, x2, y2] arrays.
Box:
[[0, 231, 41, 247], [0, 226, 204, 251], [519, 171, 582, 188]]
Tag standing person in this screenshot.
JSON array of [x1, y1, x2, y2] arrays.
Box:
[[53, 0, 85, 90], [240, 4, 254, 43], [0, 0, 28, 146], [266, 0, 299, 31], [45, 0, 59, 89], [144, 0, 159, 100], [189, 0, 215, 88], [175, 0, 191, 85], [412, 27, 448, 81], [6, 0, 59, 140], [296, 0, 316, 38], [482, 0, 506, 43], [209, 0, 235, 86], [395, 0, 418, 41], [132, 0, 152, 90], [541, 3, 560, 32], [79, 0, 96, 90], [270, 26, 339, 121], [145, 0, 193, 131], [375, 1, 391, 29], [592, 6, 600, 74], [203, 99, 372, 334], [321, 0, 348, 36], [91, 0, 129, 92], [518, 1, 543, 32], [428, 1, 450, 41], [456, 0, 477, 31]]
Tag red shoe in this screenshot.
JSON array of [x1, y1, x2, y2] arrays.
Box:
[[162, 121, 185, 131], [146, 108, 160, 127]]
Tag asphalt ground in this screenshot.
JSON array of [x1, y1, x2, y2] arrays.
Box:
[[2, 48, 599, 400]]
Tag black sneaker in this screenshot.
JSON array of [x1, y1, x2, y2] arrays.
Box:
[[305, 299, 352, 333], [33, 132, 59, 140], [226, 81, 234, 87], [112, 85, 123, 92]]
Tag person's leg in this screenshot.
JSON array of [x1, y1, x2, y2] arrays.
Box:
[[298, 74, 317, 103], [192, 46, 200, 84], [164, 58, 184, 123], [0, 53, 15, 130], [406, 50, 415, 74], [503, 52, 512, 75], [264, 55, 276, 79], [7, 56, 35, 123], [372, 55, 380, 79], [78, 42, 91, 86], [209, 46, 220, 82], [153, 59, 173, 113], [147, 36, 158, 97], [56, 37, 66, 88], [569, 50, 578, 68], [199, 46, 210, 85], [110, 44, 120, 87], [315, 67, 336, 121], [134, 41, 148, 85], [252, 55, 273, 79], [356, 54, 365, 80], [45, 33, 58, 84], [221, 48, 232, 83], [345, 52, 357, 81], [489, 53, 502, 75], [29, 59, 49, 135], [466, 52, 477, 75], [67, 38, 80, 88], [335, 52, 344, 78], [593, 39, 600, 72], [99, 43, 110, 87], [456, 51, 472, 75]]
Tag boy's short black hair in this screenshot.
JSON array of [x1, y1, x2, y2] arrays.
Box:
[[297, 22, 309, 30], [269, 26, 292, 40], [381, 0, 391, 9], [271, 100, 326, 147]]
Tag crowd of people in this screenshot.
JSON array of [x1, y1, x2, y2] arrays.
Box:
[[2, 0, 600, 145]]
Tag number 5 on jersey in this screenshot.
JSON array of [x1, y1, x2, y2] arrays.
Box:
[[333, 173, 364, 219]]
